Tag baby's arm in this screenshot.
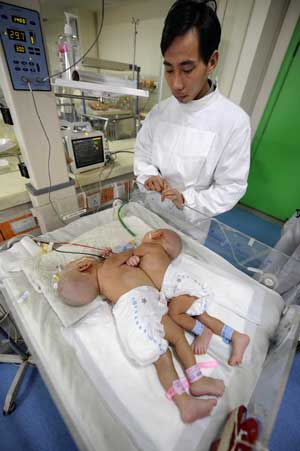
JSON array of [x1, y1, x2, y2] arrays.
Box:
[[105, 249, 134, 268], [133, 242, 156, 258]]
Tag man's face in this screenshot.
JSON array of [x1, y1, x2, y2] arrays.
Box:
[[163, 28, 218, 103]]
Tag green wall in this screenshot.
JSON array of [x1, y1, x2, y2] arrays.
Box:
[[242, 22, 300, 220]]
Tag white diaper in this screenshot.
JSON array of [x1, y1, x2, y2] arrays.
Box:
[[161, 264, 211, 316], [113, 286, 168, 366]]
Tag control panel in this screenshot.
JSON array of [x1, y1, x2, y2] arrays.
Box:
[[0, 2, 50, 91]]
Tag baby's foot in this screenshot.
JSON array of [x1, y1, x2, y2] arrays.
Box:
[[179, 396, 217, 423], [190, 376, 225, 397], [192, 327, 213, 354], [228, 332, 250, 366]]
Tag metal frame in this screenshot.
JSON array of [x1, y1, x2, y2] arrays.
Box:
[[0, 282, 94, 450], [0, 320, 34, 415], [76, 56, 142, 134]]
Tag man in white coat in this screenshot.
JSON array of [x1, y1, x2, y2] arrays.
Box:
[[134, 0, 251, 223]]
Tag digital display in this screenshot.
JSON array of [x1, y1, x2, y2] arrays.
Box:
[[14, 44, 26, 54], [7, 28, 26, 42], [72, 137, 104, 168], [29, 31, 36, 45], [12, 16, 27, 25]]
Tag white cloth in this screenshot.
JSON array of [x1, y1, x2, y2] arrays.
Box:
[[0, 236, 40, 276], [112, 286, 168, 366], [161, 263, 211, 316], [134, 86, 251, 218]]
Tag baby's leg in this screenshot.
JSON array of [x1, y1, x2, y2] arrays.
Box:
[[154, 350, 217, 423], [168, 295, 212, 354], [198, 312, 250, 366], [192, 322, 213, 355], [161, 315, 224, 397]]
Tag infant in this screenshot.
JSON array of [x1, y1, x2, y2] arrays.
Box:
[[128, 228, 250, 366], [57, 248, 224, 423]]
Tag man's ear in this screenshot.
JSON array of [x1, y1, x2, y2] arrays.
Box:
[[207, 50, 219, 75]]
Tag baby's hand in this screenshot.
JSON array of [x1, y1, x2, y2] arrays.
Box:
[[101, 247, 113, 257], [126, 255, 140, 266]]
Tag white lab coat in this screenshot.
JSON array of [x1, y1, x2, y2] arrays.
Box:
[[134, 87, 251, 220]]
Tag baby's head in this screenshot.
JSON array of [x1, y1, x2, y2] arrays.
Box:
[[143, 228, 182, 259], [57, 257, 100, 307]]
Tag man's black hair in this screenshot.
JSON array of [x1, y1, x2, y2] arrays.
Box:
[[160, 0, 221, 65]]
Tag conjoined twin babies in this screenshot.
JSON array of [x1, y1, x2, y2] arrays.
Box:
[[57, 228, 249, 424]]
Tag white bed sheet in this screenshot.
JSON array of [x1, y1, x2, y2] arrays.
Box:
[[0, 203, 284, 451], [59, 212, 283, 451]]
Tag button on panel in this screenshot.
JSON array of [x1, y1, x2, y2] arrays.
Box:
[[0, 2, 50, 91]]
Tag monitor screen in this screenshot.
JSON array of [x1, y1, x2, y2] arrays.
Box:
[[72, 135, 104, 169]]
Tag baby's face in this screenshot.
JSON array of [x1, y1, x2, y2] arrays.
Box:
[[58, 257, 100, 307]]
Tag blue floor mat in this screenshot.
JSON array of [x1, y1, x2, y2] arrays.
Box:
[[0, 364, 78, 451], [217, 206, 281, 248], [269, 354, 300, 450]]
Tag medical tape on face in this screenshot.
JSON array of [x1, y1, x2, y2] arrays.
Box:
[[221, 324, 234, 344], [166, 378, 189, 401]]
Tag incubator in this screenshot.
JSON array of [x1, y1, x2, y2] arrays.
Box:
[[0, 189, 299, 451], [60, 120, 109, 174], [0, 1, 299, 448]]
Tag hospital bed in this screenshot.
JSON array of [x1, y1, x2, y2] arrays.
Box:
[[0, 191, 300, 451]]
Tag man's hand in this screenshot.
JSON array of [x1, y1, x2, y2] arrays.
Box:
[[144, 176, 165, 192], [161, 187, 185, 209], [126, 255, 140, 266]]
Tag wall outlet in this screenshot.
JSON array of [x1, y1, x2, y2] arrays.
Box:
[[87, 192, 101, 209]]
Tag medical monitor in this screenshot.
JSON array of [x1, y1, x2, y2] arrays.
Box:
[[65, 130, 108, 173]]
